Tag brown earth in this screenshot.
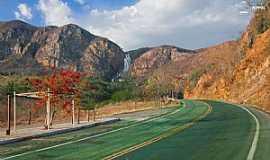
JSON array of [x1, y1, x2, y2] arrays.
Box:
[[0, 100, 177, 129]]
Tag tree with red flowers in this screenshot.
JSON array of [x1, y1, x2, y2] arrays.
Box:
[[29, 69, 81, 128]]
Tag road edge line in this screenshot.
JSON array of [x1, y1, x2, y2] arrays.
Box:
[[240, 106, 260, 160], [200, 100, 260, 160]]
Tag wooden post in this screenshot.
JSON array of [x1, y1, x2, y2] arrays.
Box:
[[77, 103, 80, 124], [6, 95, 11, 135], [46, 89, 50, 130], [13, 91, 16, 132], [87, 110, 90, 122], [93, 107, 96, 122], [72, 99, 75, 126]]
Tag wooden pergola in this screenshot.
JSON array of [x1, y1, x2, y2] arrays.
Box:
[[6, 90, 76, 135]]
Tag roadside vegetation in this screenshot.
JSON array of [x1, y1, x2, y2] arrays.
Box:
[[0, 68, 165, 126]]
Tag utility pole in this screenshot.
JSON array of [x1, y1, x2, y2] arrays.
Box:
[[6, 95, 11, 135]]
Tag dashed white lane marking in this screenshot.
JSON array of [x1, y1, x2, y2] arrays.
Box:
[[241, 107, 260, 160], [1, 107, 183, 160]]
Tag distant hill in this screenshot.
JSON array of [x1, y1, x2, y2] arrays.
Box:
[[128, 45, 196, 79]]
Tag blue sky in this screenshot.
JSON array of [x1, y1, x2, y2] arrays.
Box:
[[0, 0, 250, 50], [0, 0, 137, 26]]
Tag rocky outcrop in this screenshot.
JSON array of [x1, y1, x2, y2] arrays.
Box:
[[228, 28, 270, 109], [185, 6, 270, 110], [0, 20, 125, 79], [130, 45, 195, 79], [126, 47, 152, 63]]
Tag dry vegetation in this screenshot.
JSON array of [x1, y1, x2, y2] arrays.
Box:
[[136, 3, 270, 111], [186, 3, 270, 111]]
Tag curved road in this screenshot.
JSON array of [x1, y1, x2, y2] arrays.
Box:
[[0, 100, 269, 160], [117, 100, 270, 160]]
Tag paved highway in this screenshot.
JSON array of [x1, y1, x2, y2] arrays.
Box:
[[117, 100, 270, 160], [1, 100, 269, 160]]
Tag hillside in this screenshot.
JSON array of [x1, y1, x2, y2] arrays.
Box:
[[129, 6, 270, 111], [0, 20, 125, 79], [129, 40, 241, 98], [129, 45, 196, 80], [185, 5, 270, 111]]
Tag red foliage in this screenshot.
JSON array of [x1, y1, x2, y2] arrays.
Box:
[[29, 69, 81, 112]]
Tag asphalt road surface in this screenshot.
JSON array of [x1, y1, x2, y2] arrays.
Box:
[[117, 100, 270, 160], [0, 100, 269, 160]]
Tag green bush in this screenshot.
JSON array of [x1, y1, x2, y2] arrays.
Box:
[[111, 90, 133, 102], [0, 80, 31, 96], [81, 77, 140, 109]]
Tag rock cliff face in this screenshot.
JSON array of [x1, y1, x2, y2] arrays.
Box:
[[187, 30, 270, 110], [129, 45, 195, 79], [130, 40, 241, 98], [0, 20, 125, 79], [184, 7, 270, 110], [125, 0, 270, 111], [129, 20, 269, 111]]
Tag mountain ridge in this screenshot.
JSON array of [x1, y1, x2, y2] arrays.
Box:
[[0, 20, 125, 79]]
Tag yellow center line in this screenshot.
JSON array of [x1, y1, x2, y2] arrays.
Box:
[[103, 101, 212, 160]]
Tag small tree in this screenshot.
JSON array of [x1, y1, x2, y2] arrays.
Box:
[[143, 74, 174, 107], [110, 77, 139, 103], [80, 77, 110, 121], [81, 91, 97, 121], [29, 69, 81, 128], [0, 80, 32, 125], [0, 80, 31, 96]]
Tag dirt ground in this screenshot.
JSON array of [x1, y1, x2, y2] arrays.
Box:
[[0, 100, 178, 129]]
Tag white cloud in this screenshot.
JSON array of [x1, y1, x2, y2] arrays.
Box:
[[15, 3, 33, 21], [37, 0, 73, 26], [80, 0, 251, 50], [36, 0, 251, 50], [74, 0, 85, 5]]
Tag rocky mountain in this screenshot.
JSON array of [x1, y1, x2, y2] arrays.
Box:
[[128, 5, 270, 111], [129, 40, 242, 97], [186, 13, 270, 111], [184, 4, 270, 111], [129, 45, 196, 79], [0, 20, 125, 79], [126, 47, 152, 63]]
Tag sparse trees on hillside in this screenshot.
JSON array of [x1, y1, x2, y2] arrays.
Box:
[[143, 74, 175, 106], [80, 77, 140, 121]]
